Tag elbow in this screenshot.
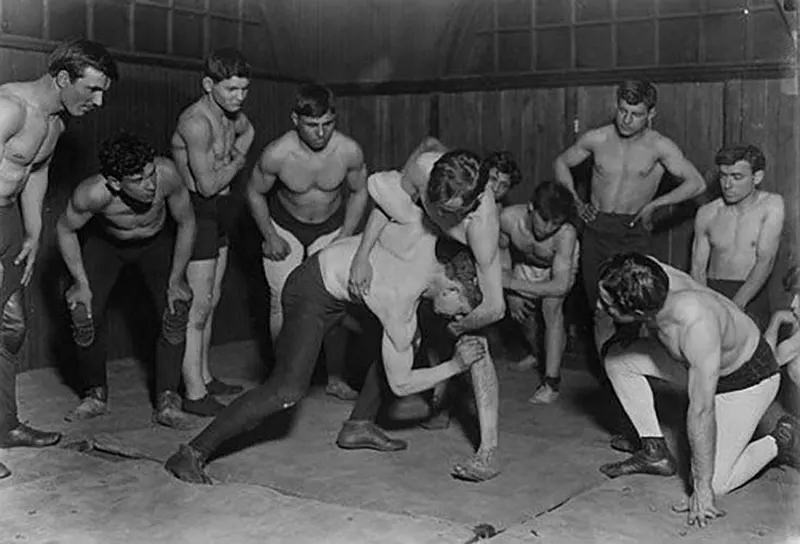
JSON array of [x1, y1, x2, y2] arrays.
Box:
[[387, 378, 410, 398], [487, 300, 506, 322]]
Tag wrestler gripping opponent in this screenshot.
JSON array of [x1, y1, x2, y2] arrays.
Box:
[[164, 166, 488, 484], [691, 144, 784, 330], [172, 48, 254, 416], [246, 83, 367, 401], [597, 253, 798, 529], [58, 134, 195, 429], [0, 39, 117, 479], [500, 181, 579, 404], [554, 80, 705, 352]]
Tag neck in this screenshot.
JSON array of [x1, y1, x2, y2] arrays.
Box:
[[200, 94, 229, 121], [31, 75, 65, 116], [728, 190, 760, 211], [422, 263, 447, 299]]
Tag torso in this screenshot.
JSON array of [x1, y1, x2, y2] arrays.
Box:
[[271, 131, 355, 224], [502, 204, 578, 269], [700, 192, 778, 281], [0, 83, 65, 203], [589, 125, 665, 214]]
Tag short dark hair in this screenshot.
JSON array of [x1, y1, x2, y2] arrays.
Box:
[[531, 181, 576, 225], [784, 265, 800, 293], [617, 80, 657, 110], [598, 253, 669, 317], [99, 133, 156, 180], [437, 242, 483, 310], [203, 48, 251, 82], [426, 149, 485, 224], [48, 39, 118, 81], [481, 151, 521, 188], [715, 144, 766, 174], [293, 83, 335, 117]]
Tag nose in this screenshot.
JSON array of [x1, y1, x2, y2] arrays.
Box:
[[92, 92, 103, 107], [792, 294, 799, 310]]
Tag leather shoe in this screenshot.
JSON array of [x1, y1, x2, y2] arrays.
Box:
[[0, 461, 9, 479], [610, 434, 639, 454], [336, 420, 407, 452], [1, 423, 61, 449], [600, 437, 676, 478]]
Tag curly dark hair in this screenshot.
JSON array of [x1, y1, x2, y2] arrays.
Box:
[[531, 180, 576, 225], [617, 80, 657, 110], [715, 144, 766, 174], [99, 133, 156, 181], [480, 151, 521, 188], [426, 149, 484, 224], [598, 253, 669, 317], [293, 83, 335, 117], [436, 240, 482, 310], [204, 48, 251, 82]]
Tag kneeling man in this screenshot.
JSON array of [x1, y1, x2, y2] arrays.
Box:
[[165, 167, 489, 484], [598, 253, 798, 528]]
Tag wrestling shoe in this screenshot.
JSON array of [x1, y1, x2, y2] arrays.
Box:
[[610, 434, 640, 454], [336, 420, 407, 452], [65, 386, 108, 422], [0, 461, 9, 479], [771, 415, 800, 469], [205, 377, 243, 396], [153, 391, 195, 430], [325, 378, 358, 401], [599, 437, 677, 478], [0, 423, 61, 448], [528, 382, 559, 405], [165, 444, 212, 484], [182, 394, 225, 417]]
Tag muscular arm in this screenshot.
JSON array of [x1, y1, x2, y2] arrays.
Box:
[[179, 116, 244, 197], [246, 146, 281, 241], [164, 165, 196, 286], [732, 197, 784, 308], [381, 328, 465, 397], [504, 227, 578, 299], [337, 145, 368, 238], [648, 137, 706, 211], [690, 207, 712, 285], [231, 116, 255, 160], [553, 132, 594, 200], [19, 159, 50, 245], [56, 181, 103, 286]]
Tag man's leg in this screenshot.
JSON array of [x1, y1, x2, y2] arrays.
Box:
[[200, 246, 229, 387], [599, 338, 683, 478], [712, 374, 781, 494], [507, 295, 540, 372], [529, 296, 566, 404], [262, 222, 304, 343]]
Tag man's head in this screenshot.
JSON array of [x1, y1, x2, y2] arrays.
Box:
[[202, 48, 250, 114], [424, 149, 485, 231], [291, 83, 336, 151], [714, 144, 765, 205], [99, 133, 158, 204], [48, 39, 117, 117], [783, 265, 800, 320], [481, 151, 521, 202], [431, 242, 483, 318], [614, 80, 657, 138], [528, 181, 576, 240], [597, 252, 669, 323]]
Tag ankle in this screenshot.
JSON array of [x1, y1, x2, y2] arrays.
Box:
[[543, 375, 561, 391]]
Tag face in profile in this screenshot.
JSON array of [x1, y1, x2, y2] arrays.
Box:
[[207, 76, 249, 114], [487, 168, 512, 201], [791, 291, 800, 321], [294, 111, 336, 151], [433, 282, 471, 319], [614, 99, 651, 138], [719, 160, 761, 205], [59, 66, 112, 117], [117, 162, 157, 204]]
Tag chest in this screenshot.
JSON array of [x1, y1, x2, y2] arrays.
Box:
[[280, 152, 348, 192], [707, 209, 762, 249], [105, 195, 166, 227], [594, 142, 661, 180], [207, 117, 237, 161], [6, 114, 63, 166]]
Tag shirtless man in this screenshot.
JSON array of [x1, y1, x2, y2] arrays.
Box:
[[597, 253, 797, 529], [172, 48, 254, 416], [246, 83, 367, 400], [57, 134, 195, 429], [341, 146, 502, 481], [0, 39, 117, 479], [501, 181, 579, 404], [164, 167, 489, 484], [554, 80, 705, 350], [691, 145, 784, 330], [766, 266, 800, 393]]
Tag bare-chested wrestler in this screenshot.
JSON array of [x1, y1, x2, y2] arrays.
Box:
[[342, 145, 503, 481], [0, 39, 117, 479], [691, 144, 784, 330], [597, 253, 798, 529], [766, 266, 800, 394], [164, 167, 488, 484], [172, 48, 254, 416], [246, 83, 367, 401], [501, 181, 579, 404], [58, 134, 195, 429], [554, 80, 705, 351]]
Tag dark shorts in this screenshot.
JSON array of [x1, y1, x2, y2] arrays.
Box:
[[190, 192, 229, 261], [268, 191, 345, 255], [707, 278, 771, 332], [0, 204, 24, 307], [717, 336, 779, 395]]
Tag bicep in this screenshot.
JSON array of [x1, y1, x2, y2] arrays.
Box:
[[167, 183, 194, 223], [682, 319, 721, 406], [551, 232, 578, 289], [557, 138, 592, 167], [368, 172, 419, 224], [180, 119, 216, 183], [468, 222, 504, 302], [380, 329, 414, 386], [249, 153, 278, 194], [755, 201, 784, 260], [659, 139, 700, 180]]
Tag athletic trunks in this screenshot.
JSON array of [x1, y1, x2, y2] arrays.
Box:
[[267, 190, 345, 253], [716, 336, 778, 395], [0, 203, 24, 307], [707, 278, 771, 331], [189, 192, 229, 261]]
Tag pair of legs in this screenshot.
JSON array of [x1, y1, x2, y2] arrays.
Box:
[[263, 216, 353, 400], [604, 337, 781, 494], [66, 229, 188, 427]]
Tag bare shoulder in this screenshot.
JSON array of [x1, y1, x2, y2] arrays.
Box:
[[696, 197, 723, 221], [0, 90, 28, 131], [259, 131, 295, 168], [74, 174, 113, 212], [175, 105, 212, 139], [650, 130, 683, 155], [556, 222, 578, 244], [331, 131, 364, 159], [757, 191, 784, 212], [154, 157, 184, 193], [499, 203, 526, 230], [584, 125, 614, 145]]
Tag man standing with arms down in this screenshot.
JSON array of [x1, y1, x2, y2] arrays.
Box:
[[554, 80, 706, 350], [691, 144, 784, 330], [0, 39, 117, 479], [172, 48, 254, 416], [58, 134, 195, 429], [246, 83, 368, 400]]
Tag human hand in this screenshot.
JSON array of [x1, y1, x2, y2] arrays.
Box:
[[672, 489, 725, 529], [630, 203, 656, 231], [167, 277, 193, 314], [577, 199, 598, 223], [65, 282, 93, 317], [348, 255, 373, 300], [453, 335, 487, 371], [14, 236, 39, 287], [261, 234, 291, 261], [507, 295, 537, 322]]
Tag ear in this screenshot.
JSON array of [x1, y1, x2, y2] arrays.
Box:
[[753, 169, 764, 186], [290, 112, 299, 127], [55, 69, 72, 89], [105, 175, 121, 192], [201, 76, 214, 94]]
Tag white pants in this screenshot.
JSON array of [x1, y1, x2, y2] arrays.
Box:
[[605, 338, 780, 495], [263, 219, 341, 341]]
